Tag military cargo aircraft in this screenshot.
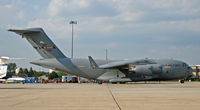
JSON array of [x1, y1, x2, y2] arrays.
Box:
[[9, 28, 193, 83]]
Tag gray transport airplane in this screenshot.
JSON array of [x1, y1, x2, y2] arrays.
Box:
[[9, 28, 193, 83]]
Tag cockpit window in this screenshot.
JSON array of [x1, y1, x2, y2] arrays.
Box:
[[182, 63, 187, 67]]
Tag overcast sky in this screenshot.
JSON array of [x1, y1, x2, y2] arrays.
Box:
[[0, 0, 200, 70]]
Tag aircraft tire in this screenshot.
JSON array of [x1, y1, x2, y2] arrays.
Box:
[[111, 82, 117, 84], [120, 82, 126, 84], [98, 81, 103, 84], [180, 80, 184, 83]]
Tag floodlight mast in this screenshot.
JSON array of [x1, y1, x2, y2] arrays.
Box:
[[69, 21, 77, 59]]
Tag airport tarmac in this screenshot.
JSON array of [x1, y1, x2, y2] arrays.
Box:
[[0, 82, 200, 110]]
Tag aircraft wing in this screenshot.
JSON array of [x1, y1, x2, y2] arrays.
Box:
[[99, 59, 156, 69], [99, 60, 132, 69]]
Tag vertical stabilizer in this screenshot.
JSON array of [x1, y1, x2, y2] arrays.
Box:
[[9, 28, 66, 59]]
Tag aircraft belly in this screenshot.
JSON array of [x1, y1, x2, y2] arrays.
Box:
[[78, 68, 106, 79], [58, 59, 105, 79], [128, 74, 153, 81], [97, 70, 126, 81], [158, 67, 186, 80]]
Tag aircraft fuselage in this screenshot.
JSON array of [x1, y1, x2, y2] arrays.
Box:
[[31, 58, 192, 82], [9, 28, 193, 83]]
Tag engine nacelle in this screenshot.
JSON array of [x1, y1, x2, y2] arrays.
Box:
[[151, 64, 163, 74], [128, 64, 162, 75]]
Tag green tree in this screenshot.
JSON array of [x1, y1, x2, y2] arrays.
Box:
[[28, 67, 34, 77], [6, 63, 17, 77], [48, 71, 58, 80], [57, 72, 68, 78], [32, 71, 48, 78], [18, 68, 23, 74], [23, 68, 28, 75], [18, 68, 27, 77]]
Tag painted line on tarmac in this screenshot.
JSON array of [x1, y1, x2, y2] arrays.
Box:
[[8, 97, 39, 107], [107, 84, 122, 110], [122, 84, 146, 87]]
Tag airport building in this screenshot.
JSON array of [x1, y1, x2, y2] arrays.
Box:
[[191, 65, 200, 79]]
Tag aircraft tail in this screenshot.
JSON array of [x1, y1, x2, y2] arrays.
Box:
[[0, 57, 8, 78], [9, 28, 66, 59]]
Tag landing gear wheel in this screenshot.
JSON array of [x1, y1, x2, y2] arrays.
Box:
[[120, 82, 126, 84], [98, 81, 103, 84], [111, 82, 117, 84], [180, 80, 184, 83]]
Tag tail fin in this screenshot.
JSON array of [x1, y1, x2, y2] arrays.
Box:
[[0, 57, 8, 78], [9, 28, 66, 59]]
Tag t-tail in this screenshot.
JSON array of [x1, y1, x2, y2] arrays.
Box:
[[9, 28, 66, 59]]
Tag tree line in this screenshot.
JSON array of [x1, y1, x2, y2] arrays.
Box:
[[18, 67, 48, 78], [6, 63, 68, 79]]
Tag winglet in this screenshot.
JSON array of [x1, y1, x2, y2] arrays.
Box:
[[88, 56, 99, 69]]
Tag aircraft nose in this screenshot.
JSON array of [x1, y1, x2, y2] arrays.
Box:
[[186, 66, 193, 78]]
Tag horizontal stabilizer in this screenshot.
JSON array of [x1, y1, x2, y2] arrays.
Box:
[[8, 29, 40, 35]]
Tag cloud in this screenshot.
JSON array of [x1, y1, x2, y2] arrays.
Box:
[[26, 0, 200, 43], [105, 42, 119, 49], [70, 0, 90, 8], [0, 0, 29, 28], [1, 0, 200, 65], [48, 0, 66, 17], [4, 4, 13, 8], [28, 17, 71, 39], [17, 10, 25, 20], [115, 11, 144, 22], [48, 0, 90, 17], [33, 5, 38, 10], [148, 0, 200, 15]]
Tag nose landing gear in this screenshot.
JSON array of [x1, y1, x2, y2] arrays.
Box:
[[179, 79, 184, 83]]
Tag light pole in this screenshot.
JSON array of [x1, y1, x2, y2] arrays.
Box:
[[106, 48, 108, 61], [105, 48, 108, 63], [69, 20, 77, 59]]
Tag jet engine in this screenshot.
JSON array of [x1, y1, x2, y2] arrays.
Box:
[[128, 64, 163, 75]]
